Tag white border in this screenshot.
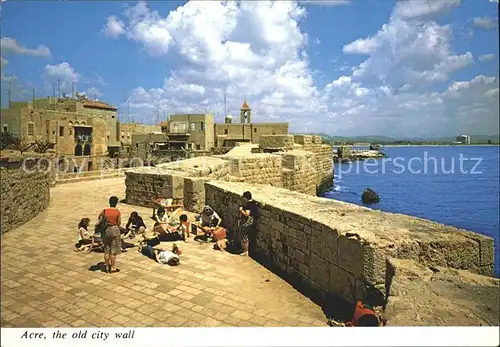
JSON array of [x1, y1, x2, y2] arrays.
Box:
[[0, 327, 499, 346]]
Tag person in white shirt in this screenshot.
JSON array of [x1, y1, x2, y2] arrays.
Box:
[[74, 218, 92, 251], [138, 243, 181, 266]]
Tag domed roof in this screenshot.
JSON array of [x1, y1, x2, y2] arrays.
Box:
[[241, 100, 250, 110]]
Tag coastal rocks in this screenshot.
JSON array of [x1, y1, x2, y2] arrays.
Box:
[[333, 146, 385, 161], [362, 188, 380, 204]]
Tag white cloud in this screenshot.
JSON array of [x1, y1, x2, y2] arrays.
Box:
[[1, 56, 7, 68], [103, 15, 126, 38], [392, 0, 461, 20], [299, 0, 350, 6], [343, 2, 473, 92], [0, 37, 52, 58], [104, 0, 498, 137], [478, 53, 496, 62], [108, 1, 318, 125], [42, 62, 81, 95], [471, 16, 498, 29]]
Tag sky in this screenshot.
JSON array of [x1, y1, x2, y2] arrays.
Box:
[[1, 0, 499, 138]]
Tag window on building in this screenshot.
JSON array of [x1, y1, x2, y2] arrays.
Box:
[[59, 126, 64, 136], [136, 143, 139, 148], [28, 123, 34, 136], [127, 132, 131, 138], [190, 122, 196, 131], [254, 128, 257, 133], [201, 122, 205, 132], [196, 144, 201, 150], [2, 125, 8, 133], [224, 129, 228, 135]]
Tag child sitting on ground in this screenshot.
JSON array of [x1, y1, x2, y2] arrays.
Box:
[[138, 243, 181, 266], [125, 211, 147, 238], [74, 218, 101, 252], [151, 214, 191, 242]]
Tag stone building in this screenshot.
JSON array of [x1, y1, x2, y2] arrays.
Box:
[[159, 113, 215, 151], [149, 101, 288, 152], [119, 122, 162, 154], [214, 101, 289, 148], [0, 96, 119, 172]]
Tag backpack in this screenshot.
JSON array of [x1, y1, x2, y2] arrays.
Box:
[[94, 210, 108, 235]]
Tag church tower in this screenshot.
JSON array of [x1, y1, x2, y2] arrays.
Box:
[[240, 100, 251, 124]]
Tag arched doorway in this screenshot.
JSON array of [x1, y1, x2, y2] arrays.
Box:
[[83, 143, 91, 156], [74, 144, 83, 156]]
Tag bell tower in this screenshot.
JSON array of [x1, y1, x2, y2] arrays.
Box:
[[240, 100, 251, 124]]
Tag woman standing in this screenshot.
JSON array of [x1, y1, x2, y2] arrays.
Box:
[[99, 196, 122, 273], [237, 191, 258, 256]]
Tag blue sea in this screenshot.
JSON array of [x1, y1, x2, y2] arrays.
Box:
[[322, 146, 500, 277]]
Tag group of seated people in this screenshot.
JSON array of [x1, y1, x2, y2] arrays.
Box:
[[74, 204, 231, 255]]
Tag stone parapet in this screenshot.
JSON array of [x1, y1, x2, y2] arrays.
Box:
[[259, 135, 295, 150], [276, 150, 317, 195], [204, 181, 494, 304], [183, 177, 207, 213], [225, 154, 283, 188], [1, 156, 51, 233]]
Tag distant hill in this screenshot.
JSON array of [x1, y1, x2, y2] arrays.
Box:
[[291, 133, 500, 145]]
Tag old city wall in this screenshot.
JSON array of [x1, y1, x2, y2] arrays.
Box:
[[225, 154, 283, 187], [277, 150, 317, 195], [125, 135, 334, 211], [204, 181, 495, 305], [294, 135, 334, 194], [0, 156, 52, 233]]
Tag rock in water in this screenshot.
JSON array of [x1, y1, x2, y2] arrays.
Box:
[[362, 188, 380, 204]]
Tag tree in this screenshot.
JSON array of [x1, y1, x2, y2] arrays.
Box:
[[0, 131, 15, 151], [10, 136, 33, 155], [31, 140, 55, 153]]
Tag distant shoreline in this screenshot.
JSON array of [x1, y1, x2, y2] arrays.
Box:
[[381, 144, 500, 147]]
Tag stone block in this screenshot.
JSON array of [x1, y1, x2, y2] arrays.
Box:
[[329, 265, 357, 303], [337, 234, 365, 277]]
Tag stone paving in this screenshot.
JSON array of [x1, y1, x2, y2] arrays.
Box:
[[1, 178, 327, 327]]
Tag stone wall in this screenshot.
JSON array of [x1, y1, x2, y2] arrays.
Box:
[[226, 154, 283, 187], [259, 135, 295, 150], [125, 157, 231, 208], [125, 168, 184, 207], [0, 157, 51, 233], [293, 135, 333, 193], [204, 181, 494, 304], [277, 150, 317, 195], [183, 177, 207, 213]]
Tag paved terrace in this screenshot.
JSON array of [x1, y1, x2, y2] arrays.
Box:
[[1, 178, 326, 328]]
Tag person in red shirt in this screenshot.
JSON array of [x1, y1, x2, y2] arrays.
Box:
[[98, 196, 122, 273], [347, 301, 385, 327]]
